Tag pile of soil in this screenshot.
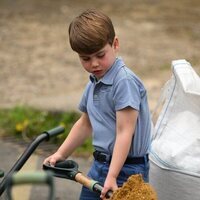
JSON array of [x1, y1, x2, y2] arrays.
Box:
[[110, 174, 157, 200]]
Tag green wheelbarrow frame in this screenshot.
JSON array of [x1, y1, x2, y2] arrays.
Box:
[[0, 170, 4, 178], [6, 171, 55, 200], [0, 126, 65, 196]]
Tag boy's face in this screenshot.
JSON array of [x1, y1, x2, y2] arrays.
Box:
[[78, 37, 119, 80]]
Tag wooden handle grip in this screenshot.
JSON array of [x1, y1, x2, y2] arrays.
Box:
[[75, 173, 97, 190], [75, 172, 113, 198]]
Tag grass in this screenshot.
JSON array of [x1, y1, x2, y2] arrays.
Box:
[[0, 106, 93, 155]]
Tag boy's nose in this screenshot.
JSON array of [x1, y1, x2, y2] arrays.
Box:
[[91, 58, 99, 68]]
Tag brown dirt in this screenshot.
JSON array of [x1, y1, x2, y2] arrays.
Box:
[[0, 0, 200, 112], [110, 174, 157, 200]]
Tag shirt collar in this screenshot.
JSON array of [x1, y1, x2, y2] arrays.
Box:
[[89, 57, 125, 85]]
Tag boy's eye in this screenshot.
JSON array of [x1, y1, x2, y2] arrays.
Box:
[[81, 57, 90, 61], [97, 53, 105, 58]]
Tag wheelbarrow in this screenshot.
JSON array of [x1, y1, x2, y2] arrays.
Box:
[[6, 171, 55, 200], [0, 126, 65, 197], [43, 160, 113, 199]]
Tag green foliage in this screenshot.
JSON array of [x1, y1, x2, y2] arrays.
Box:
[[0, 106, 93, 155]]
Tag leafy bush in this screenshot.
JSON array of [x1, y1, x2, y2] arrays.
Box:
[[0, 106, 93, 154]]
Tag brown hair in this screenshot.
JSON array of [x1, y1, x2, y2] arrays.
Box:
[[68, 9, 115, 54]]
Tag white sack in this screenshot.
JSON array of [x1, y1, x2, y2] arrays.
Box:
[[150, 59, 200, 200], [151, 59, 200, 174], [150, 159, 200, 200]]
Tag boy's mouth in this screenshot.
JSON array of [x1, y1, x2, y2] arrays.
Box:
[[93, 70, 103, 76]]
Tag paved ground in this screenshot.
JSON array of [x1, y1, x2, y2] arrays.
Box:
[[0, 139, 91, 200]]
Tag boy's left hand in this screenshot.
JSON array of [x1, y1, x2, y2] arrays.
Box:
[[100, 176, 117, 199]]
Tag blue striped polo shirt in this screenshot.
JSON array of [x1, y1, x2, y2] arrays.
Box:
[[79, 57, 151, 157]]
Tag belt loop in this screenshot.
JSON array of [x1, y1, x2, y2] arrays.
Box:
[[144, 154, 149, 164]]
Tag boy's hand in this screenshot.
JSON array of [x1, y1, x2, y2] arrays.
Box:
[[100, 176, 117, 199], [43, 152, 65, 167]]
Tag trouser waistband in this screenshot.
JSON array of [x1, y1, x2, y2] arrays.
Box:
[[93, 150, 149, 164]]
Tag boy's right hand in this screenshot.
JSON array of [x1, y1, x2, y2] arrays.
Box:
[[43, 152, 65, 167]]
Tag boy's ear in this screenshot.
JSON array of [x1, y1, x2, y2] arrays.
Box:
[[113, 36, 119, 51]]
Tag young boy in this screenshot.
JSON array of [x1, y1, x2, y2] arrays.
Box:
[[44, 9, 152, 200]]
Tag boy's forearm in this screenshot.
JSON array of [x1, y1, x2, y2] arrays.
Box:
[[56, 128, 89, 159], [107, 132, 133, 179], [57, 114, 92, 158]]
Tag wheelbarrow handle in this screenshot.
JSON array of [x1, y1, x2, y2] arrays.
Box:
[[6, 171, 55, 200], [44, 126, 65, 140]]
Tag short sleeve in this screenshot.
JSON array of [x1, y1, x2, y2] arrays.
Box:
[[78, 82, 91, 113], [113, 78, 142, 111]]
